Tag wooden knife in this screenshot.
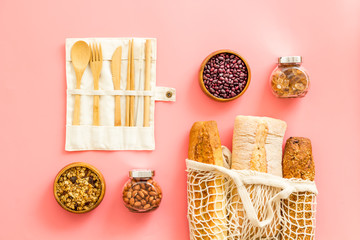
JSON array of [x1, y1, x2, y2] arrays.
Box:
[[111, 46, 122, 126]]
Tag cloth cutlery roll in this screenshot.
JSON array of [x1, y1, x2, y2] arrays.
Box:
[[65, 38, 176, 151]]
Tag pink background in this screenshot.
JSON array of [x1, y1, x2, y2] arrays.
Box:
[[1, 0, 359, 239]]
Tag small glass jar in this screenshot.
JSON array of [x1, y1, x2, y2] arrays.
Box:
[[122, 169, 162, 213], [270, 56, 310, 98]]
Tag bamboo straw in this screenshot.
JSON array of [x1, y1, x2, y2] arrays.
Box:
[[129, 39, 135, 127], [144, 40, 151, 127], [125, 40, 131, 126]]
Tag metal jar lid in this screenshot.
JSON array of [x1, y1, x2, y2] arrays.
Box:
[[129, 169, 154, 178], [278, 56, 302, 64]]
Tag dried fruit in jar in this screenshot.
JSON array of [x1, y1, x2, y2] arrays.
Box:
[[271, 67, 309, 97]]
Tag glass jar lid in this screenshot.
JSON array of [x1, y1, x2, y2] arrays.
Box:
[[278, 56, 302, 64], [129, 169, 154, 178]]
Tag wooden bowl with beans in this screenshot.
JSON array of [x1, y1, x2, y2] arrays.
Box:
[[53, 162, 106, 214], [199, 49, 251, 102]]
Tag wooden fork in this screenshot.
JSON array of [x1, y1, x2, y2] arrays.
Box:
[[90, 43, 103, 126]]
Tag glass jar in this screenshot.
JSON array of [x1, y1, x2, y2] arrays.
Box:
[[270, 56, 310, 98], [122, 169, 162, 213]]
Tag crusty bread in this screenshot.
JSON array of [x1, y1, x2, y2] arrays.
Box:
[[250, 121, 268, 172], [232, 115, 287, 176], [188, 121, 227, 240], [188, 121, 224, 167], [283, 137, 315, 240], [231, 116, 286, 239], [283, 137, 315, 181]]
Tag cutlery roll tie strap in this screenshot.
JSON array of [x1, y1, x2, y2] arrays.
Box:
[[67, 88, 175, 100]]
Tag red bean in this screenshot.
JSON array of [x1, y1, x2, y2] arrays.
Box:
[[202, 52, 248, 99]]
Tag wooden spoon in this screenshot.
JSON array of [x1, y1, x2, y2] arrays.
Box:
[[71, 41, 90, 125]]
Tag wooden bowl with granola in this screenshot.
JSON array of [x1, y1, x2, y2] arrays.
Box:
[[53, 162, 106, 214]]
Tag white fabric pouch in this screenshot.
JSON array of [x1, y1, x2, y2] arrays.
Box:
[[65, 38, 175, 151]]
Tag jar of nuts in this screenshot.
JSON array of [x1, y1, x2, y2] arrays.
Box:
[[122, 170, 162, 213], [270, 56, 310, 98]]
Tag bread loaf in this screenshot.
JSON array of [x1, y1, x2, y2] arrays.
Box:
[[188, 121, 224, 167], [283, 137, 315, 240], [231, 116, 286, 238], [188, 121, 227, 239], [232, 115, 287, 177], [283, 137, 315, 181]]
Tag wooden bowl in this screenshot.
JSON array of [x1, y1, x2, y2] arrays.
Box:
[[199, 49, 251, 102], [53, 162, 106, 214]]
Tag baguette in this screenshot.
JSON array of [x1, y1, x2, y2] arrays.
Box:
[[282, 137, 315, 240], [188, 121, 227, 240]]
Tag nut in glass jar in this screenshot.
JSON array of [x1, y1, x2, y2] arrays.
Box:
[[122, 170, 162, 213], [270, 56, 310, 98]]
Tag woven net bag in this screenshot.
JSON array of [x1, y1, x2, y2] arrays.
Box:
[[186, 159, 317, 240]]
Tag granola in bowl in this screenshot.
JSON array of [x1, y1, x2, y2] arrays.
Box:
[[54, 163, 105, 213]]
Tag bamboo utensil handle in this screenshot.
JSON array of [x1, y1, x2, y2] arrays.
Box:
[[130, 39, 135, 127], [125, 40, 131, 126], [93, 73, 100, 126], [111, 47, 122, 126], [93, 95, 100, 125], [115, 95, 121, 126], [144, 39, 151, 127], [73, 95, 81, 125], [73, 70, 83, 125]]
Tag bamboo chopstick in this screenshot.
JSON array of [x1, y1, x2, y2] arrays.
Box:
[[129, 39, 135, 127], [144, 40, 151, 127], [125, 40, 131, 126]]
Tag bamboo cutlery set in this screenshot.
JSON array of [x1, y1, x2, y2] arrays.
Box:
[[71, 39, 152, 127], [65, 38, 175, 151]]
